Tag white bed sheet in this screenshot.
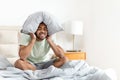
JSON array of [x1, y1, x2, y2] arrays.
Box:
[[0, 60, 118, 80], [46, 68, 118, 80], [105, 68, 117, 80]]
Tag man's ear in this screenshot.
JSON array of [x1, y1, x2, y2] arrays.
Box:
[[34, 32, 37, 36], [47, 32, 50, 36], [46, 34, 49, 38]]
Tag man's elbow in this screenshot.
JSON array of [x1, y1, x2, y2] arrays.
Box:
[[19, 52, 27, 61]]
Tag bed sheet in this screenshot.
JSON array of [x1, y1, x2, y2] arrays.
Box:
[[0, 60, 117, 80]]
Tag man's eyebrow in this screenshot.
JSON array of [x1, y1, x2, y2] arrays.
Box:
[[38, 27, 41, 29]]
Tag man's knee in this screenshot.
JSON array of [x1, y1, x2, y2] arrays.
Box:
[[14, 59, 36, 70], [14, 59, 26, 69], [61, 56, 69, 63], [53, 56, 68, 67]]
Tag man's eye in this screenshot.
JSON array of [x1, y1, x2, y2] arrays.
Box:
[[38, 28, 42, 30], [43, 28, 47, 30]]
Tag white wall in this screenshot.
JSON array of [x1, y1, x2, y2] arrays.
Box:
[[0, 0, 89, 25], [0, 0, 90, 50], [85, 0, 120, 79], [0, 0, 120, 79]]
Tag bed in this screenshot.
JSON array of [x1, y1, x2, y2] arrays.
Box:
[[0, 26, 117, 80]]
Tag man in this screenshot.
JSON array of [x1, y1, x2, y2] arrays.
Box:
[[14, 22, 68, 70]]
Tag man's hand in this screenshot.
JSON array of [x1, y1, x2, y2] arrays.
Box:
[[18, 33, 36, 61], [29, 33, 36, 42], [46, 35, 52, 42]]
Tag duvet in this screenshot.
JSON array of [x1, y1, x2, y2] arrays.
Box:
[[0, 60, 112, 80]]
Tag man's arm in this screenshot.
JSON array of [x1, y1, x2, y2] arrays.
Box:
[[46, 36, 64, 58], [46, 36, 68, 67], [19, 33, 36, 60]]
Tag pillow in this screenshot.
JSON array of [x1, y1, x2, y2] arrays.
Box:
[[42, 12, 63, 35], [0, 55, 13, 69], [21, 11, 63, 35], [21, 12, 43, 35]]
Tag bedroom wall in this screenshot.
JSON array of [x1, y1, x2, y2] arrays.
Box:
[[0, 0, 90, 50], [0, 0, 89, 26], [85, 0, 120, 79], [0, 0, 90, 60]]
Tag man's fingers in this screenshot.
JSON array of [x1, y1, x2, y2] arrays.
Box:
[[29, 33, 36, 40]]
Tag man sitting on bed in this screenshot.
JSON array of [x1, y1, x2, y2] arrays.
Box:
[[14, 22, 68, 70]]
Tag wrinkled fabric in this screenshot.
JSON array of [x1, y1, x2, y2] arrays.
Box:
[[21, 11, 63, 35], [0, 60, 112, 80]]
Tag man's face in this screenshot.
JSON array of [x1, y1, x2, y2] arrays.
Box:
[[35, 23, 48, 41]]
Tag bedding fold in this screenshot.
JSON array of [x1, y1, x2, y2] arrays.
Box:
[[0, 60, 112, 80]]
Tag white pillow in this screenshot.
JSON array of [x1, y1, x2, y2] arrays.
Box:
[[7, 57, 19, 65], [104, 68, 117, 80], [21, 11, 63, 35], [0, 55, 13, 69], [21, 12, 43, 34]]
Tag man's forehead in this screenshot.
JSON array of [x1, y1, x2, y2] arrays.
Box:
[[38, 24, 47, 28]]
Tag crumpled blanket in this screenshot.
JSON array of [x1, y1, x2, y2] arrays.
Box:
[[21, 11, 63, 35], [0, 60, 112, 80]]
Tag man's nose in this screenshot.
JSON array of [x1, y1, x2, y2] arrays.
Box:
[[41, 29, 45, 32]]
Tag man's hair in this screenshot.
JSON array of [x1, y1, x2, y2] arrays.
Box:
[[40, 22, 47, 27]]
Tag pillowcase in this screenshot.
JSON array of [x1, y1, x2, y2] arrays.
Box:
[[21, 11, 63, 35], [21, 12, 43, 35], [0, 55, 13, 69], [42, 12, 63, 35]]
